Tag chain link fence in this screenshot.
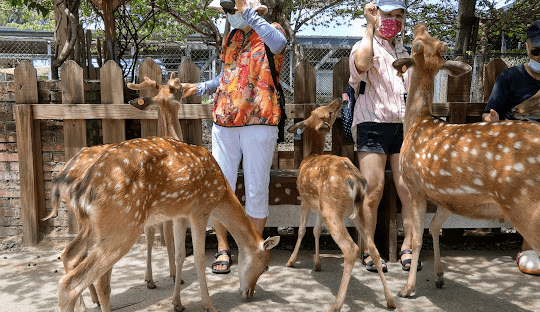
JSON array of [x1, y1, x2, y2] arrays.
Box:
[[0, 26, 529, 103]]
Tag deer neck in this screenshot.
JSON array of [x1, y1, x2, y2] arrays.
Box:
[[304, 127, 326, 157], [404, 68, 435, 134], [161, 106, 183, 140]]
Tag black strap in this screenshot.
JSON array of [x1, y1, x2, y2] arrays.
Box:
[[264, 44, 285, 106]]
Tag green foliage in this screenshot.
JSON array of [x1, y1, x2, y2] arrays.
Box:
[[1, 0, 54, 30]]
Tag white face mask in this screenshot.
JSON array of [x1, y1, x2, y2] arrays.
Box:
[[529, 59, 540, 73], [227, 11, 248, 29]]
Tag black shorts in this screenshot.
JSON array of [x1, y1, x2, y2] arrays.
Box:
[[356, 122, 404, 155]]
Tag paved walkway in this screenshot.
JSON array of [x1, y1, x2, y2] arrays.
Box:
[[1, 242, 539, 311]]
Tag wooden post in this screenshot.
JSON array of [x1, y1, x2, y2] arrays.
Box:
[[138, 58, 161, 138], [447, 56, 472, 102], [61, 60, 87, 234], [483, 58, 507, 102], [101, 60, 126, 143], [177, 60, 201, 144], [293, 61, 317, 167], [331, 58, 354, 162], [14, 61, 45, 246]]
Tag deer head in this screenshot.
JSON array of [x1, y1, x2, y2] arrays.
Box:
[[287, 98, 342, 155], [127, 73, 186, 140]]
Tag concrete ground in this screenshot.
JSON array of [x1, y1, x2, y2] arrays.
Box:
[[1, 240, 539, 312]]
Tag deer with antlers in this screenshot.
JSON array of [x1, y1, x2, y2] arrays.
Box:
[[285, 98, 395, 311], [45, 74, 280, 312], [392, 23, 540, 297]]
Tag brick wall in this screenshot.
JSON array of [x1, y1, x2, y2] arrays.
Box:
[[0, 80, 101, 239]]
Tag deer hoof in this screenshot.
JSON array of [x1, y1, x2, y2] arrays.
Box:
[[146, 280, 156, 289], [285, 261, 295, 267], [313, 263, 322, 271], [435, 277, 445, 288], [174, 303, 185, 312], [398, 287, 415, 298]]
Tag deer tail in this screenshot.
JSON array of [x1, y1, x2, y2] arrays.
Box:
[[346, 175, 367, 219]]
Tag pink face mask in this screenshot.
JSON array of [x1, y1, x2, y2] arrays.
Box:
[[378, 17, 403, 39]]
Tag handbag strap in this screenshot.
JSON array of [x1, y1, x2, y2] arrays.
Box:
[[264, 44, 285, 102]]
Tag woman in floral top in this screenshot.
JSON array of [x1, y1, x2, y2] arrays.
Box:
[[182, 0, 286, 274]]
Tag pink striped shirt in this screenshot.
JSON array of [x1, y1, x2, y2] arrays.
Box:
[[348, 36, 410, 143]]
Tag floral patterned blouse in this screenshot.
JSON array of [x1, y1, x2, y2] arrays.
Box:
[[213, 24, 286, 127]]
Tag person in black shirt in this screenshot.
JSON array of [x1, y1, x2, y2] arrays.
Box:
[[483, 20, 540, 275]]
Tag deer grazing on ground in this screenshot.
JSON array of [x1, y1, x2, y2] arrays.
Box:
[[285, 98, 395, 311], [45, 74, 280, 312], [393, 23, 540, 297]]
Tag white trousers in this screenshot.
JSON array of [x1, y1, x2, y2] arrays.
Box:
[[211, 124, 278, 219]]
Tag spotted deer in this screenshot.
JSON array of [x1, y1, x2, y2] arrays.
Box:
[[285, 98, 395, 311], [393, 23, 540, 297], [45, 75, 280, 312]]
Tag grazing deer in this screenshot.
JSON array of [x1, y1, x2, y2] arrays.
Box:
[[285, 99, 395, 311], [392, 23, 540, 297], [45, 74, 280, 312]]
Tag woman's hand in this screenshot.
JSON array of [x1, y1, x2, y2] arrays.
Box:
[[235, 0, 247, 13], [364, 2, 378, 28], [482, 109, 500, 122], [180, 83, 198, 98]]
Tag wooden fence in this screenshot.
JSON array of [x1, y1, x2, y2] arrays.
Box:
[[14, 57, 510, 250]]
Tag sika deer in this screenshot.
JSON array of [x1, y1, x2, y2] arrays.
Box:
[[393, 23, 540, 297], [285, 98, 395, 311], [45, 75, 280, 312]]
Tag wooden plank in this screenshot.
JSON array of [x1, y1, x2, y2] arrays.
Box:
[[449, 102, 468, 124], [294, 61, 317, 167], [85, 30, 93, 79], [483, 58, 507, 102], [28, 104, 313, 120], [447, 56, 472, 102], [60, 60, 87, 234], [138, 58, 161, 138], [14, 61, 44, 246], [101, 60, 126, 143], [178, 60, 201, 144]]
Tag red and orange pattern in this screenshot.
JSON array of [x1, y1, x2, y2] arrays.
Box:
[[213, 24, 286, 127]]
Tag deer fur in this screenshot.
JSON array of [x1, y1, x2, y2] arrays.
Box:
[[45, 74, 280, 312], [285, 98, 395, 311], [393, 23, 540, 297]]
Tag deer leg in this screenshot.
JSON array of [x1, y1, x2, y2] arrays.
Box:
[[285, 201, 310, 268], [60, 222, 94, 311], [190, 215, 217, 312], [172, 217, 189, 312], [144, 225, 156, 289], [94, 268, 113, 312], [322, 212, 359, 312], [429, 207, 451, 288], [313, 212, 323, 271], [58, 237, 134, 312], [399, 195, 428, 298], [163, 220, 176, 280]]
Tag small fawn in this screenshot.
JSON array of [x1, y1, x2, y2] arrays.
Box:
[[393, 23, 540, 297], [45, 74, 280, 312], [285, 98, 395, 311]]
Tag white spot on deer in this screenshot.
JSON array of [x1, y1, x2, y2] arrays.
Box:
[[473, 178, 483, 186], [456, 167, 463, 173], [451, 151, 457, 158], [433, 154, 439, 161], [463, 146, 469, 153], [136, 199, 140, 206], [506, 177, 512, 182], [124, 159, 129, 165], [152, 200, 158, 206], [526, 179, 534, 186], [115, 183, 122, 190], [478, 122, 487, 126], [490, 170, 497, 178], [497, 144, 503, 150], [439, 169, 452, 176], [124, 206, 131, 214], [514, 142, 522, 150], [471, 148, 478, 156], [503, 147, 510, 154], [486, 152, 493, 160], [504, 165, 512, 171], [461, 185, 479, 194], [495, 154, 502, 161], [528, 157, 536, 164], [514, 163, 524, 171], [507, 132, 516, 138]]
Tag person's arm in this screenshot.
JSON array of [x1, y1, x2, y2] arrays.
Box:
[[181, 64, 223, 98], [241, 8, 287, 54], [482, 73, 510, 121], [354, 2, 378, 73]]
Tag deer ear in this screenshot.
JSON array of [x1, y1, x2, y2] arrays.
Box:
[[262, 236, 280, 251], [128, 97, 155, 111], [441, 60, 472, 77], [393, 58, 415, 74], [287, 121, 306, 134]]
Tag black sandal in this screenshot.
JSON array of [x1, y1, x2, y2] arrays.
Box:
[[362, 253, 387, 273], [399, 249, 422, 271], [211, 250, 232, 274]]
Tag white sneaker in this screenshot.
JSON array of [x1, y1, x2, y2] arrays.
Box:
[[517, 250, 540, 275]]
